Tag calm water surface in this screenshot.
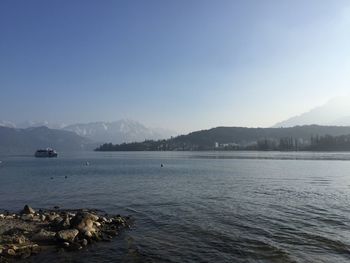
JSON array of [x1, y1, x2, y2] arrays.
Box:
[[1, 151, 350, 263]]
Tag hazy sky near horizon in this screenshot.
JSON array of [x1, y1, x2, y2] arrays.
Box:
[[1, 0, 350, 132]]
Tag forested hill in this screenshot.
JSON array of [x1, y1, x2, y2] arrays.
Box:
[[95, 125, 350, 151]]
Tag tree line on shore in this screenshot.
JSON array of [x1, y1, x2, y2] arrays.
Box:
[[95, 134, 350, 152]]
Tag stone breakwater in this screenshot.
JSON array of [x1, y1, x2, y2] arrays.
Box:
[[0, 205, 131, 261]]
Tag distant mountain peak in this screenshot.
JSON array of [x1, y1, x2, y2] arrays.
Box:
[[274, 96, 350, 127], [0, 120, 16, 128], [0, 120, 66, 129], [1, 119, 176, 144]]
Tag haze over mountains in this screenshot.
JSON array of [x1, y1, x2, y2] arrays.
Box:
[[63, 120, 175, 144], [2, 97, 350, 154], [274, 96, 350, 127], [0, 119, 176, 144]]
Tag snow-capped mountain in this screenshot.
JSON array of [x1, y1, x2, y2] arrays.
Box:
[[274, 96, 350, 127], [0, 120, 16, 128], [0, 120, 65, 129], [63, 119, 176, 143], [16, 121, 66, 129]]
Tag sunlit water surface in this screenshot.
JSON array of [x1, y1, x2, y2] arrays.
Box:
[[1, 151, 350, 262]]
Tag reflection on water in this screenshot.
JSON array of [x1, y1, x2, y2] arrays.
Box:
[[1, 151, 350, 262]]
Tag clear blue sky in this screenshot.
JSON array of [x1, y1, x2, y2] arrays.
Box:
[[1, 0, 350, 132]]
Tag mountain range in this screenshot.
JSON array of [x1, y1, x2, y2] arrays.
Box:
[[0, 119, 176, 144], [63, 120, 175, 144], [3, 97, 350, 154]]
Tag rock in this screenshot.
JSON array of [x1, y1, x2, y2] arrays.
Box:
[[32, 229, 56, 242], [100, 217, 108, 223], [22, 205, 35, 215], [32, 215, 42, 222], [62, 242, 70, 248], [6, 249, 16, 256], [46, 213, 60, 222], [40, 214, 46, 221], [3, 228, 26, 236], [31, 244, 41, 254], [58, 216, 71, 229], [67, 212, 76, 218], [70, 212, 98, 237], [49, 216, 64, 230], [75, 212, 99, 222], [81, 239, 88, 246], [56, 229, 79, 243], [13, 235, 27, 244], [21, 214, 34, 221], [0, 206, 130, 260]]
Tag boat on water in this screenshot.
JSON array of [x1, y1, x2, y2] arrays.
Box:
[[34, 148, 58, 158]]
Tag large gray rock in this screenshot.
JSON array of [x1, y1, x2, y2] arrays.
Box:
[[46, 212, 60, 222], [21, 214, 34, 221], [22, 205, 35, 215], [70, 212, 99, 237], [58, 216, 71, 229], [56, 229, 79, 243], [32, 229, 57, 242]]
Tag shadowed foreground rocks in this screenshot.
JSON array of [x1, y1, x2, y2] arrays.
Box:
[[0, 205, 131, 262]]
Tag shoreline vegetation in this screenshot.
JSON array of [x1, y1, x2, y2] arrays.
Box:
[[0, 205, 131, 261], [95, 126, 350, 152]]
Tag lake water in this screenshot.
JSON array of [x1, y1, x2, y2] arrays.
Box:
[[1, 151, 350, 262]]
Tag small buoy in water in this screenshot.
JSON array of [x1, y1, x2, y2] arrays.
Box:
[[85, 161, 90, 166], [161, 164, 164, 168], [50, 177, 54, 180], [64, 175, 67, 179]]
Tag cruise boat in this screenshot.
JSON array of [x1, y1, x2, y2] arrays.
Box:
[[34, 148, 58, 158]]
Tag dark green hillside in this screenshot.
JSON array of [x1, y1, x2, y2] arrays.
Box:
[[95, 125, 350, 151]]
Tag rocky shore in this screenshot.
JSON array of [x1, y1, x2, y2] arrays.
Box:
[[0, 205, 131, 262]]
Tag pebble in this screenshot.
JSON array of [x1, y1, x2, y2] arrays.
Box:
[[6, 249, 16, 256], [21, 214, 34, 221], [63, 242, 70, 248], [81, 239, 88, 246]]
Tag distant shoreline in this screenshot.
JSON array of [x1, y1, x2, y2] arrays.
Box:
[[94, 149, 350, 153]]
